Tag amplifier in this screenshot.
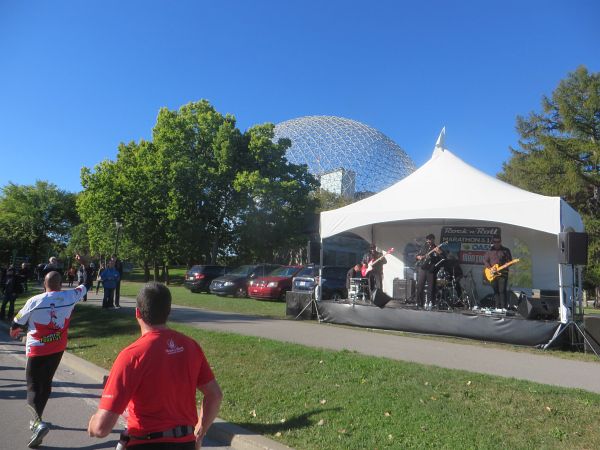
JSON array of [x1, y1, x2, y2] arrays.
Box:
[[393, 279, 415, 301], [583, 316, 600, 355], [285, 291, 313, 319]]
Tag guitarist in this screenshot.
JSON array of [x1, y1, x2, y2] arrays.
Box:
[[415, 234, 445, 310], [483, 237, 513, 311], [362, 245, 386, 290]]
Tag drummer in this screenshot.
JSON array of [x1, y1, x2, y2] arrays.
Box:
[[346, 264, 362, 292], [440, 255, 463, 298]]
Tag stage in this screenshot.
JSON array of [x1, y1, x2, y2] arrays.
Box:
[[314, 298, 562, 347]]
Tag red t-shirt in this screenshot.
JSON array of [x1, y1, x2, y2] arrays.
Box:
[[99, 328, 215, 445]]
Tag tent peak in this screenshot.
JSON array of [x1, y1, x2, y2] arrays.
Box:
[[435, 127, 446, 149]]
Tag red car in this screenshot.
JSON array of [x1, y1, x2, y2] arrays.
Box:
[[248, 265, 303, 301]]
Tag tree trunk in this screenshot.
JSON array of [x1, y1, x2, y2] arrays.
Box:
[[153, 261, 159, 281], [164, 264, 170, 285], [143, 260, 150, 282], [210, 239, 219, 264]]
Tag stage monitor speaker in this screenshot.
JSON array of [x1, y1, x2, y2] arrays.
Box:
[[392, 279, 415, 301], [558, 232, 588, 265], [286, 291, 313, 319], [372, 288, 392, 308], [583, 316, 600, 355], [517, 296, 559, 320]]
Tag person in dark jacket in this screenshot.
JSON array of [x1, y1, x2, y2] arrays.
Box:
[[111, 255, 124, 308], [1, 266, 19, 320], [483, 237, 513, 311], [76, 255, 94, 302]]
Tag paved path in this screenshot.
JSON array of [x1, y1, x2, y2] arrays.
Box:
[[91, 292, 600, 394]]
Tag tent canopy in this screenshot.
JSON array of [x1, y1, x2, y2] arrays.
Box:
[[320, 146, 583, 239]]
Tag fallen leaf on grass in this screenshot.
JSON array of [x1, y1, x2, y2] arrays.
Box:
[[466, 380, 472, 386], [320, 399, 327, 404], [280, 418, 286, 423], [388, 434, 393, 440], [545, 406, 552, 412], [275, 432, 282, 437], [384, 412, 391, 417], [430, 396, 437, 401], [250, 409, 257, 417], [319, 360, 324, 364], [317, 419, 325, 426]]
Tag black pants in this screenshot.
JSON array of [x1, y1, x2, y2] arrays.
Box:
[[128, 442, 195, 449], [102, 288, 115, 308], [1, 292, 16, 319], [491, 276, 508, 309], [416, 269, 436, 307], [26, 351, 64, 420], [115, 280, 121, 307]]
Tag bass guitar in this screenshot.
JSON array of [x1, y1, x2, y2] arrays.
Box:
[[361, 248, 394, 277], [415, 242, 447, 270], [484, 258, 520, 282]]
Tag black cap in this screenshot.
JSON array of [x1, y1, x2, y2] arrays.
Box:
[[426, 234, 435, 240]]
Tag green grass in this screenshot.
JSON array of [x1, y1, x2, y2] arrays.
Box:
[[119, 281, 287, 318], [66, 304, 600, 450]]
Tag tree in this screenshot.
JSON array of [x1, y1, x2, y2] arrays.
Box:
[[78, 100, 318, 276], [499, 66, 600, 286], [0, 181, 79, 264]]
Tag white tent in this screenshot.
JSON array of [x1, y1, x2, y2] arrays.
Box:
[[320, 132, 584, 322]]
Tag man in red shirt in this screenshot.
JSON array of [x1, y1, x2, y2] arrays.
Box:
[[88, 282, 223, 449]]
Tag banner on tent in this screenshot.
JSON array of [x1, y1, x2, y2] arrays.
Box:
[[441, 226, 501, 266]]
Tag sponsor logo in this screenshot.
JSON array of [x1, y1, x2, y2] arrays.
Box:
[[39, 332, 62, 343], [166, 338, 184, 355]]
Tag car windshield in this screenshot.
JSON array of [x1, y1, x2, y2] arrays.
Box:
[[269, 266, 300, 277], [296, 266, 318, 277], [227, 265, 254, 276]]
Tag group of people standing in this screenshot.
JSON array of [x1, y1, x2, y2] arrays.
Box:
[[75, 254, 123, 308], [415, 233, 513, 311]]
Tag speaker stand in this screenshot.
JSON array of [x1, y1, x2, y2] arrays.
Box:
[[294, 287, 322, 322], [542, 320, 599, 357], [543, 264, 599, 358]]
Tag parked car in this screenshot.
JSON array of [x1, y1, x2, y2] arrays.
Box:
[[184, 265, 228, 293], [209, 263, 282, 297], [292, 265, 350, 300], [248, 265, 303, 301]]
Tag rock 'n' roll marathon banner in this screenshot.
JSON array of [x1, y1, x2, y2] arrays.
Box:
[[440, 226, 500, 265]]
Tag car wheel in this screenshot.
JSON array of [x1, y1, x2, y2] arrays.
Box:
[[235, 287, 248, 298]]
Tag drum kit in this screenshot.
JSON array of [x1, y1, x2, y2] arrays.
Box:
[[433, 260, 471, 310], [349, 277, 371, 303]]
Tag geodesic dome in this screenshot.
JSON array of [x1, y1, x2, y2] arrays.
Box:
[[273, 116, 416, 195]]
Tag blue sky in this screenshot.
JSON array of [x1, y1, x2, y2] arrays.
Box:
[[1, 0, 598, 193]]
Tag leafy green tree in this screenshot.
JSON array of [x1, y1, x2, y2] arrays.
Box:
[[499, 66, 600, 287], [78, 100, 318, 276], [0, 181, 78, 264]]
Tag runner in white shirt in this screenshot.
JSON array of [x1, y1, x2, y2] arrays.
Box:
[[10, 271, 87, 448]]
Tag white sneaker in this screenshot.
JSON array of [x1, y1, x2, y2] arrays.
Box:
[[28, 421, 49, 448]]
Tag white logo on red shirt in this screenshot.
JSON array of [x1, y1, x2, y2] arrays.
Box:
[[166, 338, 184, 355]]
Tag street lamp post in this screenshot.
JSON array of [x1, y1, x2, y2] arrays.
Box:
[[113, 220, 123, 257]]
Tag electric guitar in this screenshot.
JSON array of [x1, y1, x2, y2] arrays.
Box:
[[415, 242, 447, 270], [484, 259, 520, 282], [361, 248, 394, 277]]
